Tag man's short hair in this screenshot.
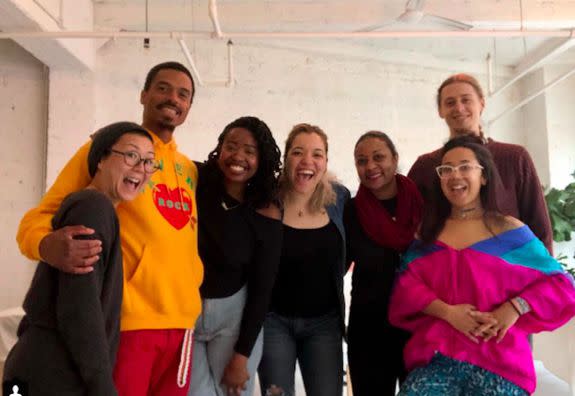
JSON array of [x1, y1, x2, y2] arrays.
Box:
[[143, 61, 196, 103]]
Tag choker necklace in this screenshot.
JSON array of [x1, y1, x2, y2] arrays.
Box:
[[451, 207, 478, 219]]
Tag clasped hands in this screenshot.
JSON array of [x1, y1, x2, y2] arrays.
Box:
[[445, 302, 520, 344]]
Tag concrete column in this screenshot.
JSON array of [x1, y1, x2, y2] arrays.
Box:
[[543, 65, 575, 189], [46, 68, 95, 186], [526, 65, 575, 394], [521, 68, 551, 188]]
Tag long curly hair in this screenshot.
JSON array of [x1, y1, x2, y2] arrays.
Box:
[[205, 116, 282, 209]]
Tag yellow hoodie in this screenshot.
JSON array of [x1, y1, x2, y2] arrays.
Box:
[[17, 132, 203, 331]]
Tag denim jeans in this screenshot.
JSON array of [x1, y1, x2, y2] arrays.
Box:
[[258, 311, 343, 396], [188, 286, 263, 396]]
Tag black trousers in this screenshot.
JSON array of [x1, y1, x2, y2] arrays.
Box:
[[347, 303, 410, 396]]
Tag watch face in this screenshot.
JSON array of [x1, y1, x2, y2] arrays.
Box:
[[3, 378, 28, 396]]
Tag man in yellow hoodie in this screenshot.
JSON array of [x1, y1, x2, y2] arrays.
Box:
[[16, 61, 203, 395]]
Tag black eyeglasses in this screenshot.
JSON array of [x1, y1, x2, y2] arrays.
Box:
[[110, 150, 159, 173]]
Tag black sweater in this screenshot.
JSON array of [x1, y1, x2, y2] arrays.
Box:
[[344, 197, 400, 315], [270, 221, 341, 318], [197, 167, 282, 357]]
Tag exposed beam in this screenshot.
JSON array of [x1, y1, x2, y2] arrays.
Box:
[[490, 35, 575, 98], [178, 39, 205, 86], [178, 38, 235, 87], [92, 0, 575, 32], [0, 0, 94, 70], [488, 66, 575, 127], [208, 0, 223, 39], [2, 29, 575, 40]]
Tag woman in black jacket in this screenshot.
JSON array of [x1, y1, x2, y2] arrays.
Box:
[[345, 131, 422, 396]]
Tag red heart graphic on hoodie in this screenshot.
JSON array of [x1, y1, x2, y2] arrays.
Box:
[[153, 184, 192, 230]]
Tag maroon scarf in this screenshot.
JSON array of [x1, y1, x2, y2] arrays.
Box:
[[355, 174, 423, 252]]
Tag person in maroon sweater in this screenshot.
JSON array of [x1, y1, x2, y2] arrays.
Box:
[[407, 73, 553, 253]]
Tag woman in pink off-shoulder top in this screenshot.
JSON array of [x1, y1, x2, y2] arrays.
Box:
[[390, 135, 575, 396]]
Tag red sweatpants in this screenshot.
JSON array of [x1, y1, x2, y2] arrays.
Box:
[[113, 329, 192, 396]]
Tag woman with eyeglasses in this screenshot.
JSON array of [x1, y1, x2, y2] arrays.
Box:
[[3, 122, 157, 395], [344, 131, 422, 396], [390, 135, 575, 396], [407, 73, 553, 253], [188, 116, 282, 396]]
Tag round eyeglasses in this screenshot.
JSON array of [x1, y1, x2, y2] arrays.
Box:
[[110, 149, 159, 173]]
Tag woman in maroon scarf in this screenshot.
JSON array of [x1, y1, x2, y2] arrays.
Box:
[[344, 131, 423, 396]]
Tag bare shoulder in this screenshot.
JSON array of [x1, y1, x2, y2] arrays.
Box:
[[256, 203, 282, 221], [494, 215, 524, 234], [504, 215, 524, 229]]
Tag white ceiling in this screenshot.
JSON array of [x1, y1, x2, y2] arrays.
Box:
[[2, 1, 575, 68], [91, 0, 575, 67], [93, 0, 575, 31]]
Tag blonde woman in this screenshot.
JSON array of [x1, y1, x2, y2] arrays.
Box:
[[258, 124, 350, 396]]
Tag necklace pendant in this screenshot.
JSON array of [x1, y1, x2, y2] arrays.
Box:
[[297, 210, 303, 217], [221, 200, 238, 211]]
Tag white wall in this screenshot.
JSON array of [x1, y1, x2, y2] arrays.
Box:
[[522, 69, 551, 188], [1, 33, 525, 322], [0, 39, 47, 310], [521, 61, 575, 396], [544, 64, 575, 270], [3, 33, 573, 393], [544, 65, 575, 190], [45, 68, 95, 187], [88, 38, 522, 193], [0, 36, 523, 312]]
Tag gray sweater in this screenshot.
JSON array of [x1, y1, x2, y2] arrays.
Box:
[[3, 189, 122, 395]]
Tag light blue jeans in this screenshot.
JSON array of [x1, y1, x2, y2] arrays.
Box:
[[188, 286, 263, 396], [258, 310, 343, 396]]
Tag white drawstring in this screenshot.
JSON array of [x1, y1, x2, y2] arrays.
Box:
[[177, 328, 194, 388]]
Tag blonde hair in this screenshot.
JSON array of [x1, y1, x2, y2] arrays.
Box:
[[279, 123, 336, 212]]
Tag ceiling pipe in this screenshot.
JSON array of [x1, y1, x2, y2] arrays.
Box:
[[487, 65, 575, 127], [486, 53, 493, 95], [178, 38, 235, 87], [2, 29, 575, 40], [208, 0, 223, 39], [489, 33, 575, 98], [178, 38, 205, 86], [227, 40, 235, 87]]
